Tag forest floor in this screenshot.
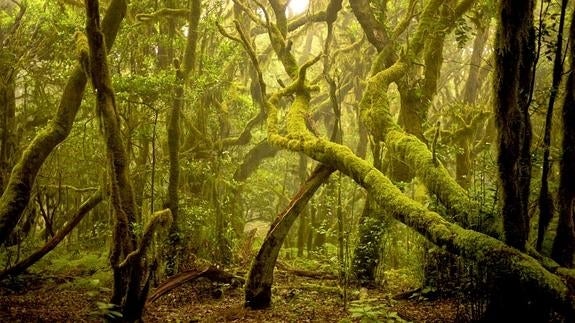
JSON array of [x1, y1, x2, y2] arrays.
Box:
[[0, 266, 468, 322]]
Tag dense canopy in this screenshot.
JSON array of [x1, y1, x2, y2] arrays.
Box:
[[1, 0, 574, 321]]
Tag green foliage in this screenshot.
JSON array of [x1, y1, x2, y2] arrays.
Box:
[[454, 16, 474, 49], [44, 251, 108, 275], [114, 71, 174, 101]]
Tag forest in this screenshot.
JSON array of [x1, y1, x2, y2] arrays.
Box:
[[1, 0, 575, 321]]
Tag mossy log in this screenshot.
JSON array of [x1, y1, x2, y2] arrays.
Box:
[[241, 0, 573, 315], [0, 0, 127, 245]]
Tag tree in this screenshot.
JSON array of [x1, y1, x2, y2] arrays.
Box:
[[551, 3, 575, 268], [230, 0, 574, 317], [493, 0, 535, 251]]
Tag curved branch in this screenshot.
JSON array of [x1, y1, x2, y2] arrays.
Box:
[[0, 189, 103, 280]]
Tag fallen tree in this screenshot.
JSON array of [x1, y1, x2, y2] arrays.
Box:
[[266, 65, 575, 319]]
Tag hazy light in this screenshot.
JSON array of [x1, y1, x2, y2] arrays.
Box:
[[286, 0, 309, 17]]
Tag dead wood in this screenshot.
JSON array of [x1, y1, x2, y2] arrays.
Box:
[[147, 266, 245, 303]]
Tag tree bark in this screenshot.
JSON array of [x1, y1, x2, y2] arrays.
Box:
[[245, 165, 334, 309], [538, 0, 568, 252], [85, 1, 173, 321], [165, 0, 201, 274], [494, 0, 535, 250]]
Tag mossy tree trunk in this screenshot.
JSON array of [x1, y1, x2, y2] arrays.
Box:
[[551, 5, 575, 268], [350, 1, 497, 287], [165, 0, 201, 275], [84, 1, 173, 321], [494, 0, 535, 251], [0, 0, 126, 245], [262, 75, 574, 319]]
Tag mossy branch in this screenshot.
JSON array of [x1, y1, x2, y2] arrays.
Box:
[[232, 0, 266, 27], [74, 31, 90, 78], [136, 8, 190, 23], [118, 209, 173, 269], [264, 90, 574, 317], [392, 0, 418, 39]]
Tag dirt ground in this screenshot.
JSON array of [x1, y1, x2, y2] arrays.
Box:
[[0, 270, 462, 322]]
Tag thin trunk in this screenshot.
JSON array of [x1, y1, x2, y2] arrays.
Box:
[[551, 5, 575, 268], [462, 24, 489, 105], [538, 0, 568, 252], [296, 154, 308, 257], [457, 24, 490, 189], [165, 0, 201, 274]]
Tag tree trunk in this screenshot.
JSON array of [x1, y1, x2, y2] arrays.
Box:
[[165, 0, 201, 275], [85, 1, 172, 321], [494, 0, 535, 250], [245, 165, 333, 309], [296, 154, 308, 257], [538, 0, 568, 252], [551, 5, 575, 268]]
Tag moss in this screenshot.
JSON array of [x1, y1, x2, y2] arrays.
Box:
[[254, 9, 573, 313], [409, 0, 443, 55]]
